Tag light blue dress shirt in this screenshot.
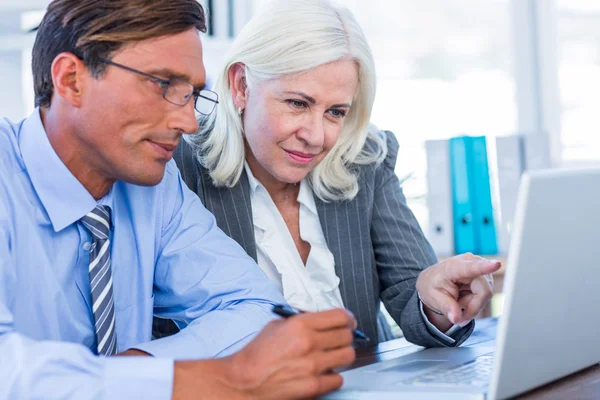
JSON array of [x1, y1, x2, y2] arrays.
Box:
[[0, 110, 285, 399]]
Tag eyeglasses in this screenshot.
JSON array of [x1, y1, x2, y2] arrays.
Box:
[[97, 58, 218, 115]]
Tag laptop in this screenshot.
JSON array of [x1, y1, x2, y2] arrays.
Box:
[[324, 167, 600, 399]]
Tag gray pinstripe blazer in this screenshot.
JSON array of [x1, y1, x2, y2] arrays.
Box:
[[157, 130, 473, 347]]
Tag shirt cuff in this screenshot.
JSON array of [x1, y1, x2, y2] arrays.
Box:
[[134, 326, 258, 360], [103, 356, 174, 399], [419, 300, 472, 344]]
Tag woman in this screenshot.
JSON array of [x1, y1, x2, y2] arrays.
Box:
[[159, 0, 498, 346]]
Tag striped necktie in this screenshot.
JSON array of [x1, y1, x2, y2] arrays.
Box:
[[80, 205, 118, 356]]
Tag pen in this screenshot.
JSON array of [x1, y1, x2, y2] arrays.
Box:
[[272, 304, 370, 343]]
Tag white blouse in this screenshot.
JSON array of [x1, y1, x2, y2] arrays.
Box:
[[243, 164, 465, 342], [244, 164, 344, 312]]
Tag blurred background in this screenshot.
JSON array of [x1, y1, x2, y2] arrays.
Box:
[[1, 0, 600, 235]]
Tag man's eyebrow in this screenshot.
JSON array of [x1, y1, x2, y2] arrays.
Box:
[[145, 68, 206, 90]]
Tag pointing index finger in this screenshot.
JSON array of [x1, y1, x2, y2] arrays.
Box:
[[449, 259, 501, 281]]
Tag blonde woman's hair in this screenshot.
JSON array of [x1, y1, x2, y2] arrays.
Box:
[[185, 0, 387, 201]]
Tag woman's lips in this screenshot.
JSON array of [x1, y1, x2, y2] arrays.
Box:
[[285, 149, 316, 165]]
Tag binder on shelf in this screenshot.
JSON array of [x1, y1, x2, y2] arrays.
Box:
[[449, 136, 476, 254], [425, 140, 454, 256], [495, 135, 525, 254], [469, 136, 498, 255]]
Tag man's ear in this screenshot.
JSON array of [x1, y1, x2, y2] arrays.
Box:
[[50, 52, 88, 108], [228, 62, 249, 110]]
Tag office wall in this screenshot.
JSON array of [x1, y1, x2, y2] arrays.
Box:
[[0, 51, 25, 122]]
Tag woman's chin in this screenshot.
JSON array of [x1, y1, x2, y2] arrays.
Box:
[[276, 169, 311, 184]]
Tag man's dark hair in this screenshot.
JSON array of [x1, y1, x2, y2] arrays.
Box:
[[32, 0, 207, 108]]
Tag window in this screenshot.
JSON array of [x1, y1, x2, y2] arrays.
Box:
[[556, 1, 600, 165], [342, 0, 517, 228], [20, 10, 45, 117]]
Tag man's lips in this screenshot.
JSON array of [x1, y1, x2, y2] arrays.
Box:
[[147, 140, 178, 159]]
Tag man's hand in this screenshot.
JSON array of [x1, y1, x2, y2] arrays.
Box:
[[172, 308, 356, 400], [416, 253, 501, 332]]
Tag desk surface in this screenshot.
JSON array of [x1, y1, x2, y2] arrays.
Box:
[[343, 318, 600, 399]]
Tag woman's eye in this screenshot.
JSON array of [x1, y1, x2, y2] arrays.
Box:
[[288, 100, 307, 109], [329, 109, 347, 118]]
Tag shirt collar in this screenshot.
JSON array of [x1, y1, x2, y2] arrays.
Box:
[[297, 178, 318, 216], [243, 162, 318, 216], [19, 108, 112, 232]]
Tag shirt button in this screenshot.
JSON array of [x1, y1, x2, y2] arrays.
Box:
[[83, 242, 92, 251]]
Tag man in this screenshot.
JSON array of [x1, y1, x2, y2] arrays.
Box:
[[0, 1, 355, 399]]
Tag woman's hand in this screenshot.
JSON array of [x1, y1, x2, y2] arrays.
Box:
[[415, 253, 501, 332]]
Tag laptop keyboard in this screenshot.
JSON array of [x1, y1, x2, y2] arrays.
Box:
[[401, 354, 494, 387]]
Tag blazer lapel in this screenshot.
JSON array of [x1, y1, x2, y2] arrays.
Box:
[[199, 168, 257, 261], [314, 195, 377, 340]]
